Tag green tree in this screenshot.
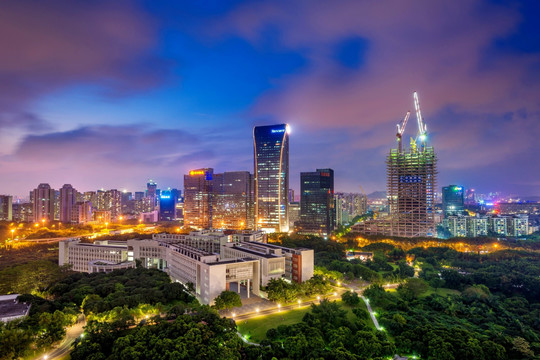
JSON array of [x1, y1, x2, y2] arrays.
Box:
[[341, 291, 360, 306], [213, 291, 242, 310], [398, 278, 428, 300]]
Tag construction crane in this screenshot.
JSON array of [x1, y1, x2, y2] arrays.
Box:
[[413, 91, 427, 147], [396, 111, 410, 152]]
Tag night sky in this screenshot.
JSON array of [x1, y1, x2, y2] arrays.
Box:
[[1, 0, 539, 198]]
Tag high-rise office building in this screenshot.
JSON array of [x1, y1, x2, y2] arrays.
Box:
[[253, 124, 289, 233], [0, 195, 13, 221], [59, 184, 77, 223], [134, 192, 145, 201], [32, 183, 56, 222], [213, 171, 254, 229], [159, 189, 177, 221], [297, 169, 335, 236], [184, 168, 214, 229], [442, 185, 464, 217], [147, 180, 157, 198]]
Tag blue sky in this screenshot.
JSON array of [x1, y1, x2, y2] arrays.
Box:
[[0, 0, 539, 198]]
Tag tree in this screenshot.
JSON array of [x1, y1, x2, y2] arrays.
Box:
[[512, 337, 534, 358], [341, 291, 360, 306], [397, 260, 415, 278], [398, 278, 428, 300], [213, 291, 242, 310]]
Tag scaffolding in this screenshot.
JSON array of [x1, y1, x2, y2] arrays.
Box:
[[386, 146, 437, 237], [351, 91, 438, 238]]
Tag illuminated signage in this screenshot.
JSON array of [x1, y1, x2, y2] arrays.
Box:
[[400, 175, 422, 183], [160, 195, 171, 199], [271, 129, 285, 133], [189, 170, 205, 176]]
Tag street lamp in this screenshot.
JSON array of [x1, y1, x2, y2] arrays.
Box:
[[105, 222, 109, 230], [10, 229, 15, 239], [256, 307, 259, 313], [277, 304, 281, 312], [41, 218, 45, 226]]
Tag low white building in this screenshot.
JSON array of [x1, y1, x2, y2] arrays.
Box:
[[59, 232, 314, 304], [153, 231, 231, 254], [222, 242, 285, 285], [59, 239, 134, 272]]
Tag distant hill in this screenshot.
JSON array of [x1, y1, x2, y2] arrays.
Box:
[[517, 196, 540, 202], [367, 191, 386, 199]]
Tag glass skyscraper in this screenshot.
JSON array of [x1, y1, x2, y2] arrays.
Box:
[[442, 185, 465, 217], [253, 124, 289, 233], [297, 168, 335, 236]]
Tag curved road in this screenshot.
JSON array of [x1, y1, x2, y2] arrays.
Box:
[[35, 321, 85, 360]]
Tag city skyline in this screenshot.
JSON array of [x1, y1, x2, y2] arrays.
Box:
[[1, 1, 540, 198]]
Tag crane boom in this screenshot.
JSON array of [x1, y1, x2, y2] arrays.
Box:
[[396, 111, 410, 152], [413, 91, 427, 142]]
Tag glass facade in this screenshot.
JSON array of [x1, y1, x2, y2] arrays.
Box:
[[159, 190, 177, 221], [253, 124, 289, 233], [297, 168, 335, 236], [442, 185, 464, 217]]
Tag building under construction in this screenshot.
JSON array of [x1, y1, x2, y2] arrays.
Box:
[[352, 92, 437, 237]]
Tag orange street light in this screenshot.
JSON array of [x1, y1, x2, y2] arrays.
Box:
[[41, 218, 45, 226], [10, 229, 15, 238], [105, 222, 109, 229]]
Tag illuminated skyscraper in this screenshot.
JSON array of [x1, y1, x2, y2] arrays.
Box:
[[442, 185, 464, 217], [59, 184, 77, 223], [159, 189, 177, 221], [184, 168, 214, 229], [253, 124, 289, 233], [213, 171, 254, 229]]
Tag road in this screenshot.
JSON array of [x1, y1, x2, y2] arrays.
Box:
[[232, 290, 344, 321], [35, 321, 85, 360]]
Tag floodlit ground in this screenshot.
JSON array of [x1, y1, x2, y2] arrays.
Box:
[[236, 306, 311, 342], [236, 299, 374, 342]]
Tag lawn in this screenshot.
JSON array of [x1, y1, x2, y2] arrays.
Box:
[[236, 307, 311, 342], [236, 299, 375, 342], [421, 287, 461, 297]]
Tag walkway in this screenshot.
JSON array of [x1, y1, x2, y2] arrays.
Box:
[[361, 296, 382, 330]]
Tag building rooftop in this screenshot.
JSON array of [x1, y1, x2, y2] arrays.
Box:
[[228, 244, 280, 259], [0, 295, 31, 321]]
